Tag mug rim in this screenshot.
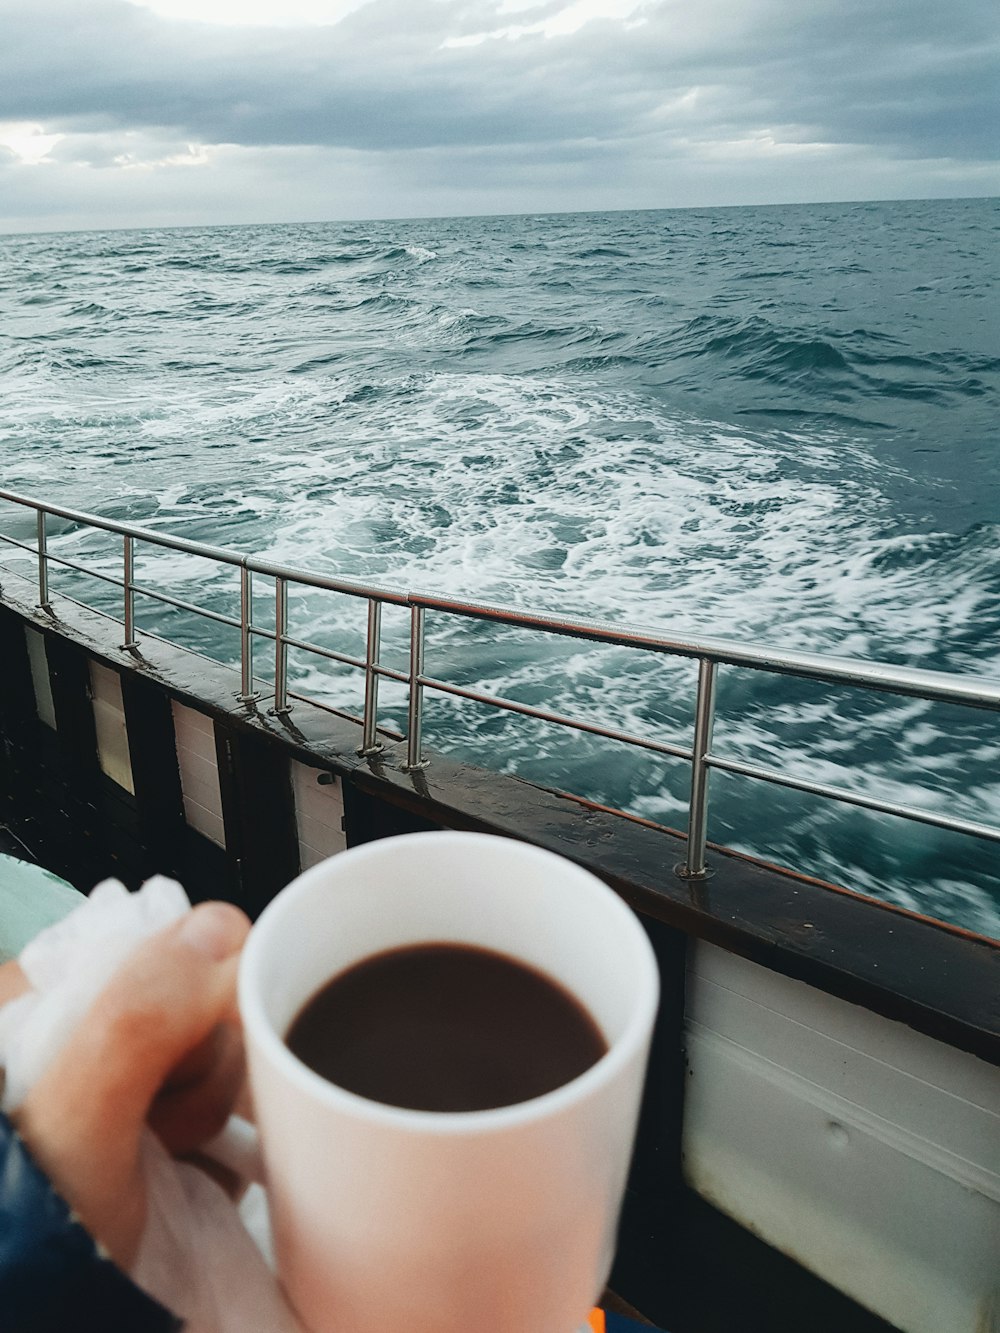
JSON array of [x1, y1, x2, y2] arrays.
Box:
[[239, 830, 660, 1135]]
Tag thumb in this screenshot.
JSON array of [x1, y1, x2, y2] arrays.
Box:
[[16, 901, 250, 1266]]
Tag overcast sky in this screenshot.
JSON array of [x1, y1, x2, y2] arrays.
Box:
[[1, 0, 997, 234]]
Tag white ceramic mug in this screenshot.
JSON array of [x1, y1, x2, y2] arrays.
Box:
[[237, 830, 659, 1333]]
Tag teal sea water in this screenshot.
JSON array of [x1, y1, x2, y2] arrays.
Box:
[[1, 196, 998, 934]]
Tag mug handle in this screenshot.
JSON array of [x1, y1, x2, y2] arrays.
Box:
[[201, 1114, 266, 1185]]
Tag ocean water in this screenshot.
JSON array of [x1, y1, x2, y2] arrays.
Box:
[[1, 197, 998, 936]]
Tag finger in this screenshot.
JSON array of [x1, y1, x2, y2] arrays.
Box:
[[75, 901, 249, 1117], [16, 901, 250, 1266], [149, 1019, 246, 1155], [0, 958, 29, 1009]]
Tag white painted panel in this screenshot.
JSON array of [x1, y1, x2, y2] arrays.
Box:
[[296, 808, 345, 850], [171, 701, 224, 847], [689, 965, 999, 1175], [293, 768, 345, 822], [171, 702, 216, 745], [181, 798, 226, 848], [297, 819, 343, 871], [175, 766, 226, 817], [172, 746, 224, 795], [89, 662, 134, 794], [171, 701, 219, 768], [24, 627, 56, 729], [683, 942, 1000, 1333], [290, 762, 346, 869], [691, 944, 999, 1117], [299, 843, 329, 872]]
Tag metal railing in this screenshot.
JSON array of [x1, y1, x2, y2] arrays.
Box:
[[2, 486, 1000, 881]]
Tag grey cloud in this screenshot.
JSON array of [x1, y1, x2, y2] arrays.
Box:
[[628, 0, 1000, 156], [0, 0, 997, 235], [3, 1, 616, 149], [1, 0, 996, 167]]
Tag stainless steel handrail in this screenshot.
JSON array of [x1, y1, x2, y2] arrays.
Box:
[[2, 485, 999, 882]]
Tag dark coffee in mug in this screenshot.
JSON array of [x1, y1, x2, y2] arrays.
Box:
[[285, 941, 608, 1112]]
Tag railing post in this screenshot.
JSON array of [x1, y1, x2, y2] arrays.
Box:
[[678, 657, 718, 880], [272, 576, 291, 714], [121, 534, 138, 651], [359, 597, 383, 755], [405, 604, 428, 770], [238, 563, 260, 704], [36, 510, 51, 610]]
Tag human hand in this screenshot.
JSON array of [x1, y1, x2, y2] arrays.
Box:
[[3, 901, 250, 1271]]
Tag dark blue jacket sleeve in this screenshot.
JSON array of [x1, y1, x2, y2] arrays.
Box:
[[0, 1110, 183, 1332]]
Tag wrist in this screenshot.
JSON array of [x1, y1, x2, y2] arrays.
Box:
[[0, 1110, 181, 1331]]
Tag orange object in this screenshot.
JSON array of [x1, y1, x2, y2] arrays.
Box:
[[587, 1312, 606, 1332]]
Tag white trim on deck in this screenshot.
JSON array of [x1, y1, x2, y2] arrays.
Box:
[[171, 701, 225, 847], [23, 626, 55, 730], [682, 942, 1000, 1333], [89, 662, 134, 794], [290, 760, 346, 868]]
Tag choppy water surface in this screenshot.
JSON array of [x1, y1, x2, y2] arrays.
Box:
[[1, 197, 998, 935]]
